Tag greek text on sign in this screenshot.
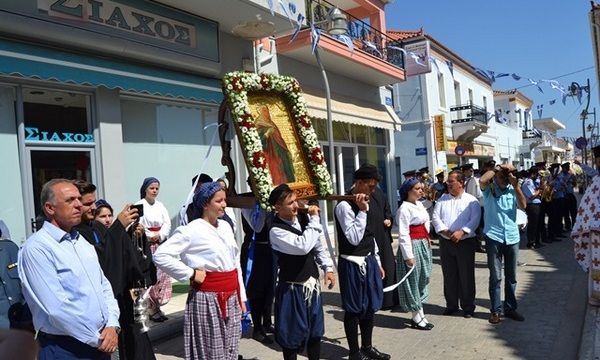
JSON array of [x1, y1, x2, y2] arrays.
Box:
[[25, 127, 94, 143], [38, 0, 196, 47]]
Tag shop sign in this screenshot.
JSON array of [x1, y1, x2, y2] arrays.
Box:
[[25, 127, 94, 143], [404, 40, 432, 77], [30, 0, 219, 62], [39, 0, 197, 47], [433, 114, 447, 151]]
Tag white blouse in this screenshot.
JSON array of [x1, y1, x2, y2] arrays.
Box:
[[136, 198, 171, 241], [153, 218, 247, 301], [396, 201, 430, 260]]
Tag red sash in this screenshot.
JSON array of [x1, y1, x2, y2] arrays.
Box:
[[148, 226, 161, 232], [409, 224, 429, 241], [192, 269, 240, 319]]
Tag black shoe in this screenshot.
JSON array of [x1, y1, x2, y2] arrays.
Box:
[[410, 319, 434, 330], [262, 324, 275, 334], [526, 243, 534, 249], [463, 311, 474, 319], [504, 310, 525, 322], [360, 346, 391, 360], [150, 313, 165, 322], [349, 351, 370, 360], [252, 330, 273, 344], [442, 308, 459, 316], [533, 243, 544, 249]]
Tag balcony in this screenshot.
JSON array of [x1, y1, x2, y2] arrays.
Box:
[[152, 0, 302, 38], [522, 129, 543, 150], [449, 103, 489, 142], [275, 0, 405, 86]]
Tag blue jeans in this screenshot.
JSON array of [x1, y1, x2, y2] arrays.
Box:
[[485, 237, 519, 313]]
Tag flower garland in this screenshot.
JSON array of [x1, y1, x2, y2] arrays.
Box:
[[222, 71, 333, 209]]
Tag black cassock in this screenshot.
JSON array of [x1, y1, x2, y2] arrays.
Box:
[[369, 187, 398, 309], [75, 220, 157, 360]]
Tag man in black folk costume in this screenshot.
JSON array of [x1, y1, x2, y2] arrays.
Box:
[[73, 180, 157, 360], [335, 164, 390, 360], [240, 201, 276, 344], [268, 184, 335, 360]]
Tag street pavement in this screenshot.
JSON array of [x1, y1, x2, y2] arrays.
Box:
[[150, 234, 588, 360]]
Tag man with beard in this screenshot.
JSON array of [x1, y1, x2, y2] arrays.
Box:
[[73, 180, 156, 360]]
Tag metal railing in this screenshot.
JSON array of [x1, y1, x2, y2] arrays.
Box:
[[449, 103, 488, 125], [306, 0, 405, 69]]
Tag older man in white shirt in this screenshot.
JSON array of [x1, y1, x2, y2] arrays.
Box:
[[432, 170, 481, 318]]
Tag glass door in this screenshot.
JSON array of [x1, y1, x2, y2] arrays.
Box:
[[25, 147, 96, 232], [19, 87, 96, 234]]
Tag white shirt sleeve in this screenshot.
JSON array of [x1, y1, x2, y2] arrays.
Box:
[[313, 241, 334, 273], [431, 198, 447, 234], [269, 216, 323, 255], [396, 206, 414, 260], [153, 226, 194, 282], [334, 201, 367, 246], [159, 203, 171, 241]]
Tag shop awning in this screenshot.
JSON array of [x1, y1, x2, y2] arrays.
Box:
[[0, 39, 223, 103], [302, 88, 401, 130]]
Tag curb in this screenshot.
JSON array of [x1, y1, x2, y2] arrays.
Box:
[[148, 310, 185, 343]]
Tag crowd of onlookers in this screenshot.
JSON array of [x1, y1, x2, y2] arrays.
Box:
[[1, 145, 599, 360]]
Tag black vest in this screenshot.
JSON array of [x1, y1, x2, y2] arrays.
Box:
[[335, 200, 375, 256], [271, 214, 319, 283], [242, 212, 271, 245]]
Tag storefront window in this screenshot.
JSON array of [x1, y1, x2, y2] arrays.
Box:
[[120, 98, 223, 220], [359, 146, 388, 194]]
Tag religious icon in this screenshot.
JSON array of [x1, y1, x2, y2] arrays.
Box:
[[254, 104, 296, 185]]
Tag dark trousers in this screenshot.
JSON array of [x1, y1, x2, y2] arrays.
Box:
[[549, 198, 566, 239], [565, 193, 577, 230], [525, 203, 544, 246], [439, 237, 476, 314], [38, 332, 110, 360], [540, 202, 550, 241]]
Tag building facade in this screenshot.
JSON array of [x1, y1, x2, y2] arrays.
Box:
[[0, 0, 297, 242]]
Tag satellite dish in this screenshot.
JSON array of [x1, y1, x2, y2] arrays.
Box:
[[232, 20, 275, 40]]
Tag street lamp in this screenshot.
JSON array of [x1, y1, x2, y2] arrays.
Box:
[[313, 7, 348, 194]]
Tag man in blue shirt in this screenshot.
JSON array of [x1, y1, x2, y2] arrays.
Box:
[[18, 179, 120, 359], [480, 164, 527, 324]]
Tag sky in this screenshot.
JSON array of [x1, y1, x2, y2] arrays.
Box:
[[384, 0, 598, 140]]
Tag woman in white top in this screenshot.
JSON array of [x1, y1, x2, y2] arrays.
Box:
[[153, 182, 247, 360], [136, 177, 172, 322], [396, 178, 434, 330]]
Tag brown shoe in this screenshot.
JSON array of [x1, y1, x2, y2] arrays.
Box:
[[489, 312, 501, 324]]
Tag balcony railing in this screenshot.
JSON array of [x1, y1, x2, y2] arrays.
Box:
[[306, 0, 405, 69], [522, 129, 542, 139], [449, 103, 488, 125]]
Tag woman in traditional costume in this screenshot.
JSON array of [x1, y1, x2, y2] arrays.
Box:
[[153, 182, 246, 360], [396, 178, 434, 330], [136, 177, 172, 322]]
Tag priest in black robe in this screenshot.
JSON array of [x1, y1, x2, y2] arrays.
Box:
[[73, 180, 157, 360], [370, 185, 398, 309]]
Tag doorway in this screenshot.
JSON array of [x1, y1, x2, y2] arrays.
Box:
[[19, 87, 96, 234]]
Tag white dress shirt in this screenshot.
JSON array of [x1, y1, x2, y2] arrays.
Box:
[[396, 201, 430, 260], [136, 199, 171, 241], [432, 192, 481, 240], [464, 176, 483, 205], [270, 215, 333, 273], [334, 201, 381, 265], [153, 218, 247, 301]]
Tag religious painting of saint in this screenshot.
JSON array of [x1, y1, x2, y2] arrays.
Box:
[[254, 104, 296, 184]]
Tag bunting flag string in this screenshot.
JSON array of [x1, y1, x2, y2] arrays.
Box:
[[265, 0, 591, 116]]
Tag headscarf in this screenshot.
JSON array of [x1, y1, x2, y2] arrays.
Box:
[[268, 183, 292, 206], [353, 164, 382, 181], [140, 177, 160, 199], [192, 181, 223, 211], [95, 199, 113, 215], [399, 178, 420, 203]]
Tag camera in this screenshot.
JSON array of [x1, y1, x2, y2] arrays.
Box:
[[130, 204, 144, 217]]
